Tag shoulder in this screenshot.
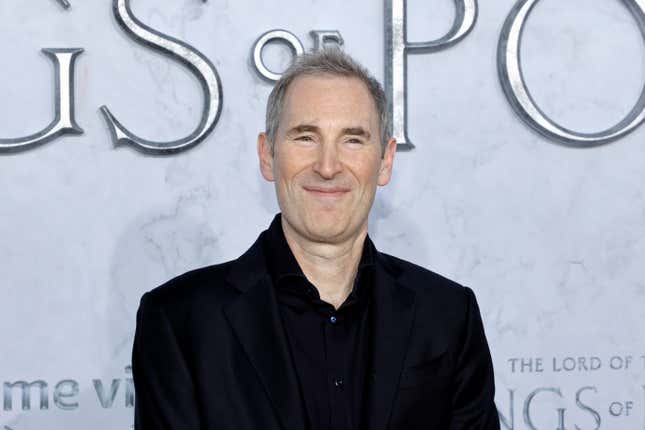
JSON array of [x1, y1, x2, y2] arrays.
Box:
[[377, 251, 478, 318], [135, 259, 248, 341], [143, 261, 237, 307], [138, 231, 267, 314], [377, 252, 487, 353], [378, 251, 472, 296]]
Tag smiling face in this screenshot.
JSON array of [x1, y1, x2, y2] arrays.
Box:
[[258, 74, 396, 244]]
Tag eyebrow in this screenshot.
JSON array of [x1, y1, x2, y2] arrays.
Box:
[[341, 127, 370, 139], [287, 124, 320, 135], [286, 124, 371, 139]]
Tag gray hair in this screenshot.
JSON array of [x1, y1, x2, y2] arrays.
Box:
[[265, 48, 390, 156]]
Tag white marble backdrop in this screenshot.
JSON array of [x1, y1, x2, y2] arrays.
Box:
[[1, 0, 644, 428]]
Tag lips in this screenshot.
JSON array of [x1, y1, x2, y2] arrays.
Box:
[[302, 185, 350, 197]]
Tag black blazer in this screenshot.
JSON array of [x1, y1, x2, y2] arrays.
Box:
[[132, 230, 499, 430]]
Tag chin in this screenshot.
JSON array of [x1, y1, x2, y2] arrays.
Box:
[[304, 217, 349, 242]]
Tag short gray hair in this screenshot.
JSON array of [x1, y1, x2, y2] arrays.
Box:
[[265, 48, 390, 156]]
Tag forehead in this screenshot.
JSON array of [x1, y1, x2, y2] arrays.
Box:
[[280, 74, 379, 129]]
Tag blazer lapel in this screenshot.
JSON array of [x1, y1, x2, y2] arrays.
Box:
[[366, 257, 417, 430], [222, 235, 306, 430]]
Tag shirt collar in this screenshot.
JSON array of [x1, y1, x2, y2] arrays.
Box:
[[263, 213, 376, 286]]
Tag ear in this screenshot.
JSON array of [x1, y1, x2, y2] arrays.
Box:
[[257, 132, 275, 182], [377, 137, 397, 186]]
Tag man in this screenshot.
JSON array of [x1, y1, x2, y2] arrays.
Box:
[[132, 48, 499, 430]]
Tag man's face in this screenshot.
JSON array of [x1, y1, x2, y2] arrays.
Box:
[[258, 74, 396, 244]]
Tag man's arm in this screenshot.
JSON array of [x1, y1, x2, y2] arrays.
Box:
[[450, 287, 500, 430], [132, 292, 201, 430]]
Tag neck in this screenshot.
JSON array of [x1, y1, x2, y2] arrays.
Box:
[[281, 218, 367, 310]]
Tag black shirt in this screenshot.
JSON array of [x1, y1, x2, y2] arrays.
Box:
[[263, 214, 375, 430]]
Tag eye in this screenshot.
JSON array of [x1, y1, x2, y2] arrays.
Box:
[[295, 135, 315, 142], [346, 137, 364, 144]]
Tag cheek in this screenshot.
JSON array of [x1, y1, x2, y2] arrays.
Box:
[[273, 160, 305, 198], [351, 157, 381, 187], [273, 155, 296, 181], [274, 146, 312, 180]]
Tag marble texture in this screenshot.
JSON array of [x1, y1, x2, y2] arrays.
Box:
[[0, 0, 643, 428]]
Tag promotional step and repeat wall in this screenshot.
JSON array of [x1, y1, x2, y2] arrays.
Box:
[[1, 0, 644, 428]]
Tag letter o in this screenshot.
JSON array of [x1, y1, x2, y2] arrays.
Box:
[[609, 356, 624, 369], [498, 0, 645, 147], [563, 357, 575, 371], [609, 401, 623, 416], [252, 30, 304, 82]]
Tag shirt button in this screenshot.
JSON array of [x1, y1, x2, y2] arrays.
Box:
[[329, 315, 337, 324], [334, 377, 344, 387]]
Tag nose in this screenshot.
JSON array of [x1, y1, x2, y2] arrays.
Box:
[[312, 142, 343, 179]]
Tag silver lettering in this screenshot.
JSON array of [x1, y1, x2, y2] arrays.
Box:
[[125, 365, 134, 408], [3, 380, 49, 411], [309, 30, 344, 51], [575, 386, 600, 430], [0, 49, 83, 153], [385, 0, 478, 150], [523, 387, 563, 430], [498, 389, 515, 429], [252, 30, 304, 82], [100, 0, 223, 154], [92, 379, 120, 408], [498, 0, 645, 147], [55, 0, 71, 9], [53, 379, 79, 410]]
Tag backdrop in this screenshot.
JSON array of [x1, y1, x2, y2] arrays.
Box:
[[1, 0, 644, 429]]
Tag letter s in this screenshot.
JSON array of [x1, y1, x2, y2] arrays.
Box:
[[100, 0, 222, 154], [575, 386, 601, 430]]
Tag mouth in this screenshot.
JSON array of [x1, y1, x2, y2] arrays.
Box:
[[302, 186, 350, 199]]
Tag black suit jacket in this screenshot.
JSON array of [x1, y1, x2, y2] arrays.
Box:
[[132, 230, 499, 430]]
